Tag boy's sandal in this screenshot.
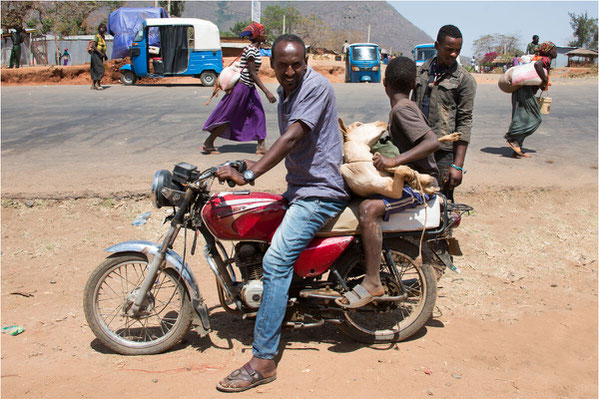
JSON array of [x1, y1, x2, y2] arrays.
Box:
[[335, 284, 380, 309], [216, 363, 277, 392]]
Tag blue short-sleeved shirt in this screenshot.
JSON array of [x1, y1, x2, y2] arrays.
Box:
[[277, 65, 350, 203]]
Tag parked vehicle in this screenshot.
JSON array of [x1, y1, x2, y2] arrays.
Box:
[[345, 43, 381, 83], [412, 43, 436, 67], [83, 161, 472, 355], [120, 18, 223, 86]]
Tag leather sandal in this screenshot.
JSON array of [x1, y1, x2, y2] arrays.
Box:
[[335, 283, 382, 309], [256, 144, 267, 155], [216, 362, 276, 392], [506, 140, 524, 155], [201, 145, 220, 155]]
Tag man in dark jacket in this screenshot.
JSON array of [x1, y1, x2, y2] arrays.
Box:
[[9, 26, 24, 69], [412, 24, 476, 201]]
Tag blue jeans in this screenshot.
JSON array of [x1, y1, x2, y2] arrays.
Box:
[[252, 197, 347, 359]]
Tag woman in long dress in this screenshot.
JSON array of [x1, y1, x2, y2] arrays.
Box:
[[202, 22, 276, 154], [90, 23, 108, 90], [505, 42, 557, 158]]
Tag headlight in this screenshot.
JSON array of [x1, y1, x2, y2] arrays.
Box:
[[372, 65, 379, 71], [151, 170, 174, 208], [351, 66, 360, 72]]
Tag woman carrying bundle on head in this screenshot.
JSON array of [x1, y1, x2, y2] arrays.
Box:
[[202, 22, 277, 155], [505, 41, 557, 158]]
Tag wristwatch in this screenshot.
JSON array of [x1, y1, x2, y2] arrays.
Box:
[[242, 169, 255, 185]]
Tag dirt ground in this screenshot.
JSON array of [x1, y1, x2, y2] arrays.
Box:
[[1, 60, 598, 398], [1, 56, 596, 87]]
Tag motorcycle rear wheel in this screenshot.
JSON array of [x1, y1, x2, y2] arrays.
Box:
[[338, 240, 437, 343], [83, 253, 193, 355]]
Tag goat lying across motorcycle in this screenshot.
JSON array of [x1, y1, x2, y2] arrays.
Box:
[[83, 120, 472, 356]]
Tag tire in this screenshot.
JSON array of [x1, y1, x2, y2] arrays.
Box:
[[120, 70, 136, 85], [83, 253, 193, 355], [337, 239, 437, 344], [200, 71, 217, 87]]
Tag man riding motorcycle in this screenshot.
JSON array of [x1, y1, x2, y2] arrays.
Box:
[[215, 33, 349, 392]]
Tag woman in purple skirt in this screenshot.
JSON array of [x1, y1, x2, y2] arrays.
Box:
[[202, 22, 277, 154]]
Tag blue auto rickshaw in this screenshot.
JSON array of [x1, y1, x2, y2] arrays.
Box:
[[344, 43, 381, 83], [120, 18, 223, 86]]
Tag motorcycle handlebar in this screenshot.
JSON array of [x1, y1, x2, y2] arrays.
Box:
[[197, 160, 247, 187]]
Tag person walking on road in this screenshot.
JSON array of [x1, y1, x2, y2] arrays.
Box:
[[214, 33, 349, 392], [9, 26, 24, 69], [90, 23, 108, 90], [505, 42, 557, 158], [202, 22, 277, 155], [412, 24, 476, 202]]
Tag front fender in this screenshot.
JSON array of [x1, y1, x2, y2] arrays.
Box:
[[105, 240, 210, 333], [119, 64, 133, 72]]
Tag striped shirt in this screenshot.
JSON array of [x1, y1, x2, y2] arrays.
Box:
[[239, 44, 261, 87]]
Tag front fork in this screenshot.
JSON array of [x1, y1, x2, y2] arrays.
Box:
[[127, 225, 181, 316], [128, 188, 194, 316]]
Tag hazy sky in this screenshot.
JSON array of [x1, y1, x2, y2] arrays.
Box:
[[389, 1, 598, 57]]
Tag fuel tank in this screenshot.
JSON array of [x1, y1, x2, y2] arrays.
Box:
[[201, 192, 288, 241]]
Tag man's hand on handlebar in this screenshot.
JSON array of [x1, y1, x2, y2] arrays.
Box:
[[215, 160, 255, 187], [216, 165, 246, 186]]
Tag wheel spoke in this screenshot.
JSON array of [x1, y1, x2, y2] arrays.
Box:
[[340, 246, 435, 343], [87, 256, 190, 352]]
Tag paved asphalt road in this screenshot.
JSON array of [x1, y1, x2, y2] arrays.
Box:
[[1, 80, 597, 196]]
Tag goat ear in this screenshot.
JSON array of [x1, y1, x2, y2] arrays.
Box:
[[338, 117, 348, 134]]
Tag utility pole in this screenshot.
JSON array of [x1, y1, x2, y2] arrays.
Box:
[[283, 14, 286, 34], [288, 0, 292, 33], [167, 0, 171, 15], [367, 24, 371, 43]]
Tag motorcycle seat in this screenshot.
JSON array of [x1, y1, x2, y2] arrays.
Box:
[[317, 195, 440, 237]]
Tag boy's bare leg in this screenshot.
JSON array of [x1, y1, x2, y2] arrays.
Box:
[[337, 199, 387, 306]]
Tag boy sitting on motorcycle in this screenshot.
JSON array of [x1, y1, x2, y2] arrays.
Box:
[[336, 56, 441, 308]]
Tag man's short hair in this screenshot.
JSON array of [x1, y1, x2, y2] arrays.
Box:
[[272, 34, 306, 60], [384, 56, 416, 94], [532, 35, 539, 41], [437, 24, 462, 44]]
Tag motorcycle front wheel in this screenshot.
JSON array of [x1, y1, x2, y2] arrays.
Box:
[[338, 240, 437, 344], [83, 253, 193, 355]]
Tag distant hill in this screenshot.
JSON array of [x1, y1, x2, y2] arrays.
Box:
[[130, 1, 433, 56]]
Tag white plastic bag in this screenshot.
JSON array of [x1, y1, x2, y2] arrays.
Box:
[[218, 62, 241, 91], [520, 54, 533, 64], [510, 62, 546, 86]]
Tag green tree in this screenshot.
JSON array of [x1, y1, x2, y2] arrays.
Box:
[[567, 11, 598, 50], [294, 13, 335, 49], [1, 1, 37, 29], [159, 1, 185, 18], [473, 33, 522, 58], [262, 5, 301, 41], [18, 1, 122, 36]]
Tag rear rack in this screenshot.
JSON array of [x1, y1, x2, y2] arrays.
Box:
[[385, 195, 472, 238]]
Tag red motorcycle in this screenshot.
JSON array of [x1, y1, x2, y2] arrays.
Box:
[[83, 161, 472, 355]]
